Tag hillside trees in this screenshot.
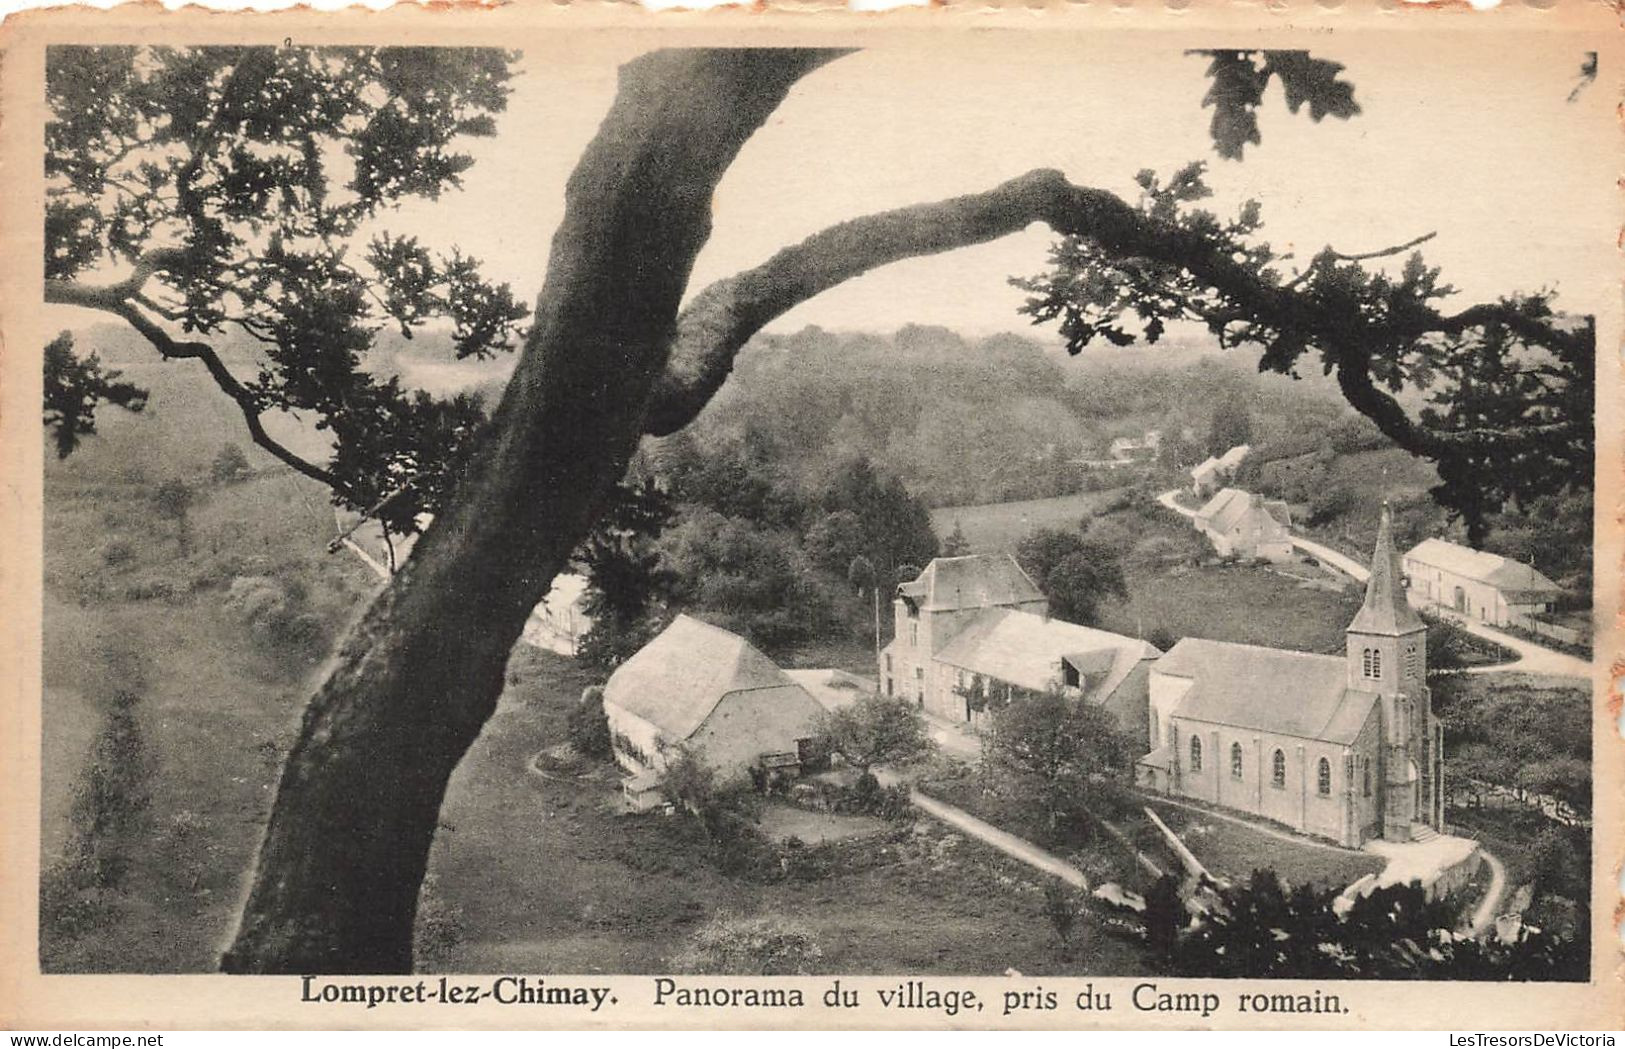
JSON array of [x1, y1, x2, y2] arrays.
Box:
[[1205, 399, 1253, 454], [43, 44, 1594, 973], [1014, 526, 1128, 626]]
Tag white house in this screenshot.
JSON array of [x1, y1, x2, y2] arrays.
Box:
[[1189, 444, 1250, 497], [1402, 538, 1563, 627], [1137, 504, 1442, 847], [879, 554, 1158, 738], [603, 615, 828, 807], [1108, 429, 1163, 462], [1193, 487, 1294, 562]]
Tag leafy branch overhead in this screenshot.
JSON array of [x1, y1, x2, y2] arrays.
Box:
[[1195, 50, 1361, 160], [1008, 161, 1591, 543], [44, 46, 528, 531], [43, 330, 148, 459]]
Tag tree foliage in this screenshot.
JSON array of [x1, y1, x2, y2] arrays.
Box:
[[818, 693, 933, 770], [984, 689, 1130, 837], [1012, 159, 1592, 544], [573, 477, 676, 670], [43, 331, 147, 458], [566, 686, 613, 762], [1014, 527, 1128, 626], [1013, 54, 1593, 545], [1160, 871, 1584, 980], [1205, 399, 1252, 455], [46, 45, 526, 533], [1195, 50, 1360, 161]]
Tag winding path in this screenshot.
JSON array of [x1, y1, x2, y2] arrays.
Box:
[[1156, 491, 1590, 682], [1468, 847, 1509, 937], [1290, 533, 1589, 681], [908, 790, 1089, 887]]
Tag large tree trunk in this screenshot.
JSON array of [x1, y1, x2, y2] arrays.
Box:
[[221, 48, 842, 974]]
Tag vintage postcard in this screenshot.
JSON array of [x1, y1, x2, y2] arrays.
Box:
[[0, 0, 1619, 1031]]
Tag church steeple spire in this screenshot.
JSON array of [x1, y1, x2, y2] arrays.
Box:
[[1348, 502, 1424, 636]]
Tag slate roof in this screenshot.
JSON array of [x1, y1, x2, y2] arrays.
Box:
[[603, 615, 818, 739], [1155, 637, 1379, 745], [1137, 743, 1174, 770], [934, 607, 1158, 699], [1193, 488, 1278, 532], [1404, 538, 1561, 595], [896, 554, 1044, 612], [1349, 504, 1425, 635]]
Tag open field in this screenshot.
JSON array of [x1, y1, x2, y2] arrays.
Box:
[[931, 489, 1128, 553], [1143, 799, 1385, 890], [1097, 561, 1364, 655]]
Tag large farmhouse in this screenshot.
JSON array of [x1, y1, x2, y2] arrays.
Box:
[[1137, 505, 1442, 847], [1193, 487, 1294, 562], [1402, 537, 1563, 627], [603, 615, 828, 798], [879, 554, 1159, 737]]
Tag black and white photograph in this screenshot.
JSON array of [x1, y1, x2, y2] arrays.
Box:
[[5, 5, 1618, 1030]]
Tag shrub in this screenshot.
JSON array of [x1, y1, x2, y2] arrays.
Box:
[[413, 873, 467, 971], [122, 578, 177, 602], [210, 443, 251, 483], [567, 686, 613, 761], [223, 574, 331, 659], [100, 539, 136, 569], [672, 914, 823, 975]]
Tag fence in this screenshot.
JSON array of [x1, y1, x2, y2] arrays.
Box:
[[1505, 611, 1587, 648]]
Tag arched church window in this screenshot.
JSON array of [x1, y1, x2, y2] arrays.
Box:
[[1317, 757, 1332, 795], [1189, 736, 1202, 773], [1371, 649, 1382, 678], [1271, 749, 1285, 788], [1406, 642, 1419, 676], [1230, 742, 1243, 779], [1362, 759, 1371, 797], [1361, 648, 1373, 677]]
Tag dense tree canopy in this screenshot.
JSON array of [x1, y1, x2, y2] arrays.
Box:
[[46, 45, 527, 534], [1015, 526, 1128, 626]]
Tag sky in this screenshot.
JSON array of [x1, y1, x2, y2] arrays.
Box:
[[369, 32, 1613, 341], [41, 32, 1612, 347]]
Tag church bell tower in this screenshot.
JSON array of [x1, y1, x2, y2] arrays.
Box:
[[1346, 503, 1434, 840]]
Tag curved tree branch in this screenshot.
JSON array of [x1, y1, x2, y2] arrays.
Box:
[[645, 167, 1584, 474], [44, 278, 339, 488]]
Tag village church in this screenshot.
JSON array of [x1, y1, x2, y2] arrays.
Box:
[[1136, 505, 1442, 847]]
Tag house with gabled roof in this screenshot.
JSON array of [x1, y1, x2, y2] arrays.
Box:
[[1402, 537, 1564, 627], [1189, 444, 1250, 497], [1193, 487, 1294, 562], [1137, 504, 1442, 847], [879, 554, 1157, 736], [603, 615, 828, 802]]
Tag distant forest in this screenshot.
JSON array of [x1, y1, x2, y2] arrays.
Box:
[[55, 318, 1592, 656]]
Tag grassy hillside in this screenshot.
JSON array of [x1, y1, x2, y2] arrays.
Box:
[[40, 354, 379, 971]]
